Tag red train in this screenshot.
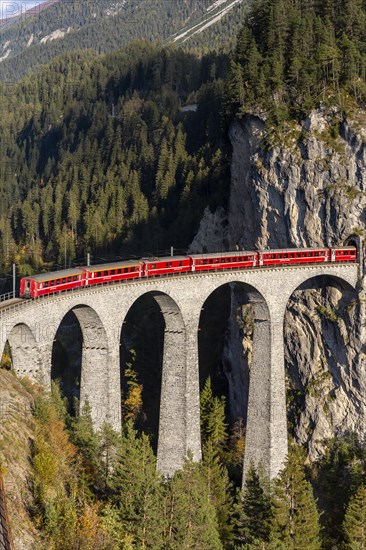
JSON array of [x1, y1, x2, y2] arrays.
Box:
[[19, 246, 357, 299]]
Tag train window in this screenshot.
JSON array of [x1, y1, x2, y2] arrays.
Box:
[[67, 277, 71, 283], [152, 264, 156, 269], [179, 262, 183, 266], [111, 270, 115, 276], [290, 254, 294, 258]]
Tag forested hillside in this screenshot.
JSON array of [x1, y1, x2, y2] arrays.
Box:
[[3, 372, 366, 549], [0, 42, 230, 281], [229, 0, 366, 122], [0, 0, 249, 82]]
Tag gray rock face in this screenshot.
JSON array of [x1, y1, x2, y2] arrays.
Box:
[[228, 110, 366, 250], [192, 106, 366, 458]]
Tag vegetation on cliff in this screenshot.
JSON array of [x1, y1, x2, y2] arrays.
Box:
[[229, 0, 366, 122]]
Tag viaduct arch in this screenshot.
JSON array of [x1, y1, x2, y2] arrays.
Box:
[[0, 263, 359, 482]]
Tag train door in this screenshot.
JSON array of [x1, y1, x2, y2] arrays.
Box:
[[191, 257, 196, 272], [22, 279, 32, 298], [331, 249, 336, 262], [258, 252, 263, 266]]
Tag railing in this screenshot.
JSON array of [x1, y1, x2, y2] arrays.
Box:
[[0, 292, 16, 303]]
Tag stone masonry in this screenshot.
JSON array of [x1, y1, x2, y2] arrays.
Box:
[[0, 264, 359, 481]]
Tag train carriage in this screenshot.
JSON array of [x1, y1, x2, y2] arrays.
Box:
[[83, 261, 143, 286], [143, 256, 191, 277], [20, 268, 84, 298], [332, 246, 357, 263], [260, 247, 329, 267], [190, 252, 257, 272]]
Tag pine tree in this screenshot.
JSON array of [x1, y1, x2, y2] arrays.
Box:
[[200, 376, 214, 440], [202, 440, 234, 546], [269, 445, 322, 550], [106, 420, 165, 548], [206, 395, 228, 448], [343, 484, 366, 549], [69, 400, 101, 492], [166, 453, 222, 550], [233, 464, 272, 547]]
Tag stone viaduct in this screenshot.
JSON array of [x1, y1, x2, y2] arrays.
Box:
[[0, 263, 359, 482]]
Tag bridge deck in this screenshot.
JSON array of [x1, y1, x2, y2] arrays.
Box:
[[0, 262, 358, 320]]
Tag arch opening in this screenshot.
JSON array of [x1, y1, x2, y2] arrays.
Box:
[[120, 293, 165, 451], [284, 274, 358, 459], [52, 310, 83, 414], [121, 291, 187, 476], [5, 324, 40, 379], [198, 281, 272, 483], [51, 305, 110, 428]]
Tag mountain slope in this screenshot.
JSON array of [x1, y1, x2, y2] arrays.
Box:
[[0, 0, 249, 82]]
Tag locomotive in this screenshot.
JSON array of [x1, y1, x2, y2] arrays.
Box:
[[19, 246, 357, 299]]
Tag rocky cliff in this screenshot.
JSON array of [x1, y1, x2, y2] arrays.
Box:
[[192, 105, 366, 458]]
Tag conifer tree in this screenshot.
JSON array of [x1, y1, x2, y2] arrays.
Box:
[[106, 420, 165, 548], [233, 464, 272, 548], [343, 484, 366, 549], [69, 400, 101, 491], [202, 440, 234, 545], [200, 376, 228, 449], [200, 376, 214, 440], [269, 445, 322, 550], [166, 453, 223, 550], [207, 395, 228, 447]]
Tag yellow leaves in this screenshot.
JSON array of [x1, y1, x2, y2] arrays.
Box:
[[124, 384, 143, 422], [33, 438, 58, 487], [76, 502, 112, 550]]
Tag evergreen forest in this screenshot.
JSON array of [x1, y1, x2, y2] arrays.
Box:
[[0, 0, 249, 82], [0, 42, 230, 286]]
